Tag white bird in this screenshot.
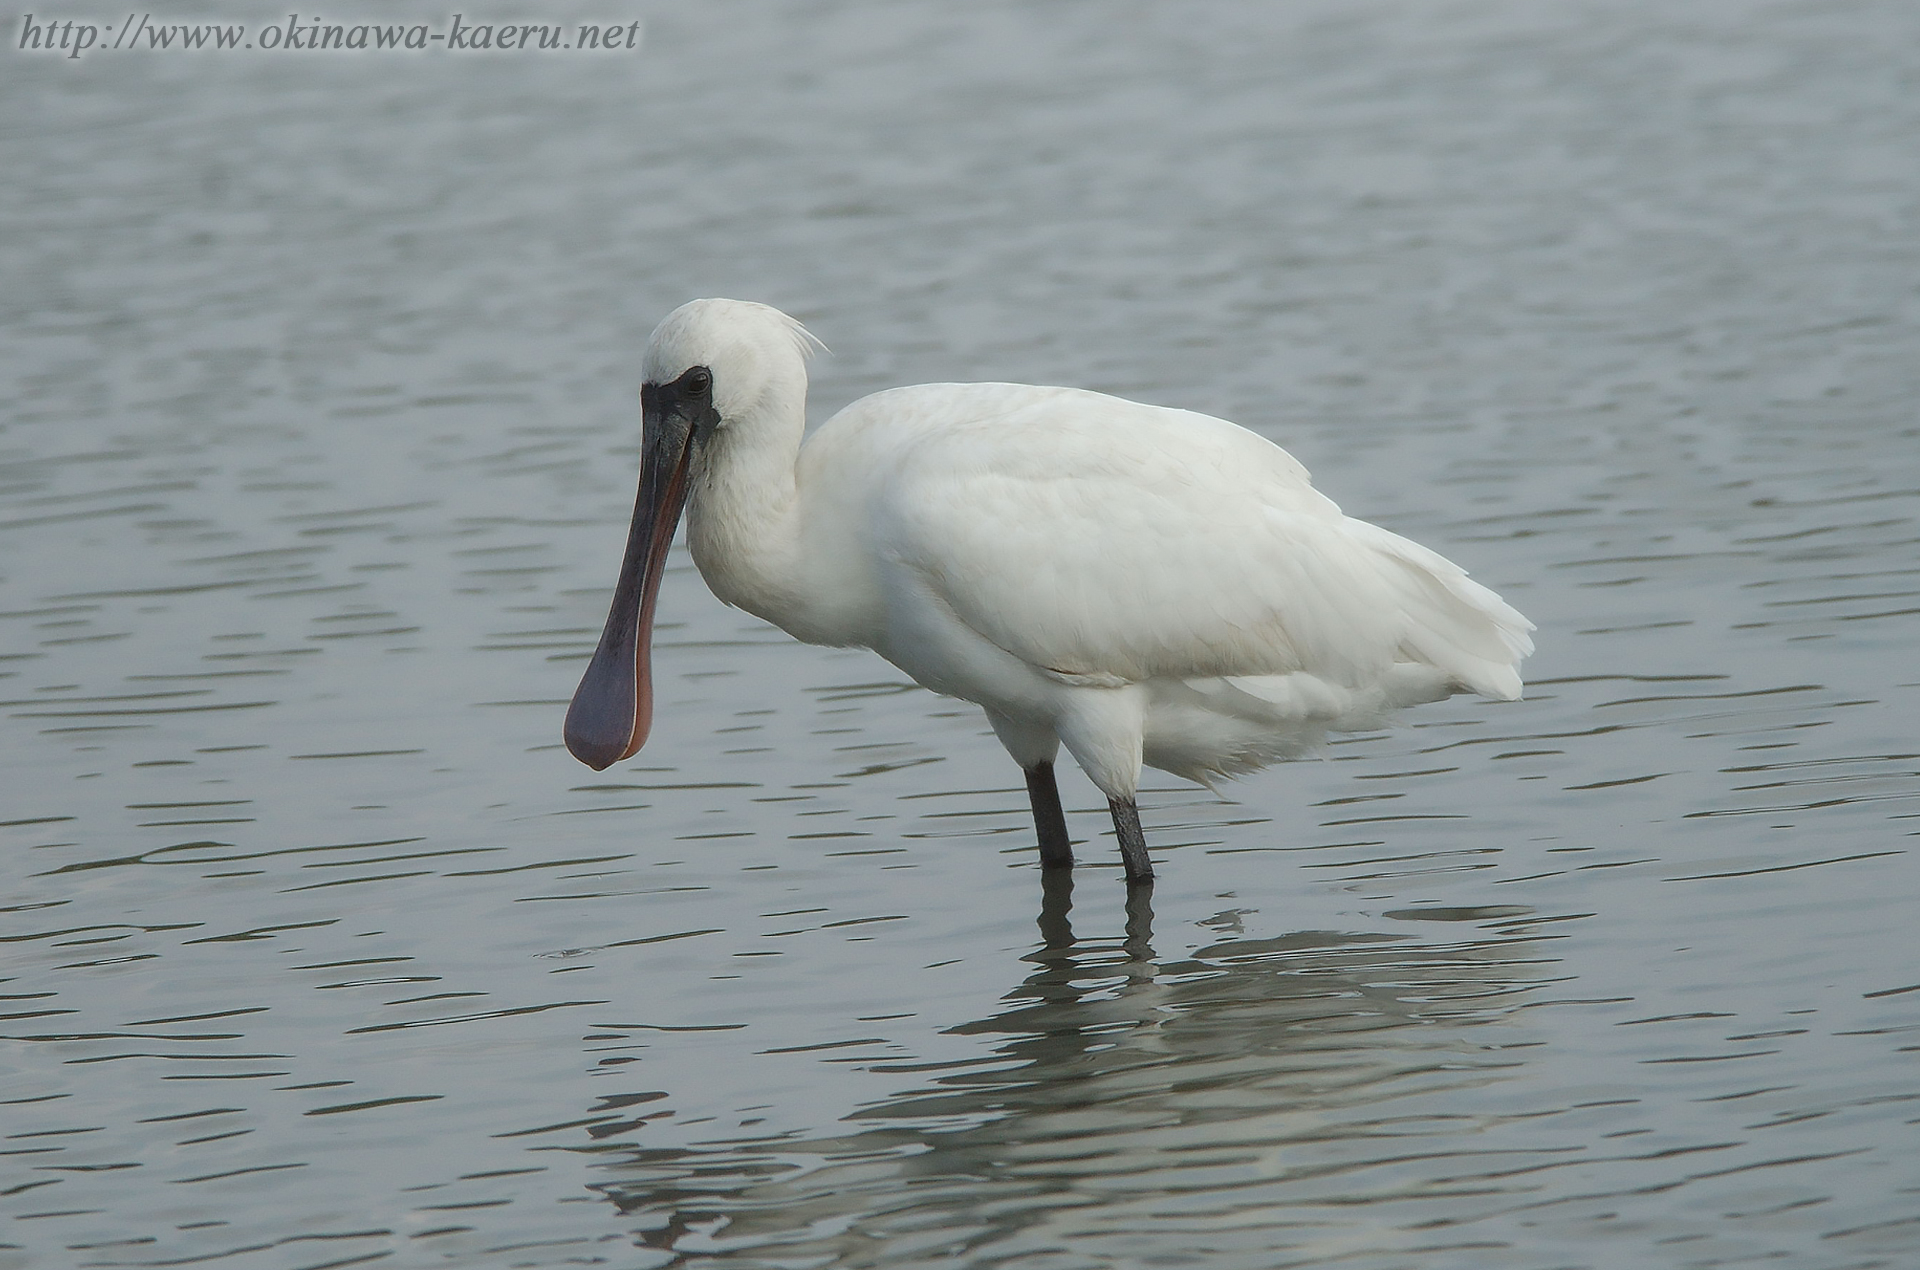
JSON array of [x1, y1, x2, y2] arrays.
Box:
[[566, 299, 1534, 884]]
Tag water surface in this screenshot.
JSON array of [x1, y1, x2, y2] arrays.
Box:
[[4, 1, 1918, 1266]]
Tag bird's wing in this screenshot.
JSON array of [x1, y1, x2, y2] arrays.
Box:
[[867, 386, 1531, 698]]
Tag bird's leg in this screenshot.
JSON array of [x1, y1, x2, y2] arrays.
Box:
[[1108, 797, 1154, 885], [1053, 686, 1152, 883], [1024, 761, 1074, 870]]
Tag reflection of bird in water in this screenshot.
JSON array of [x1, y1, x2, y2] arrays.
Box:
[[566, 300, 1535, 883], [594, 880, 1553, 1264]]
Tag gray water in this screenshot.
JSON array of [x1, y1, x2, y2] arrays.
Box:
[[4, 1, 1918, 1266]]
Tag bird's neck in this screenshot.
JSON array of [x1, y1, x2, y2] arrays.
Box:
[[684, 387, 816, 637]]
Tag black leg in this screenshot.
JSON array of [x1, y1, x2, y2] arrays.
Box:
[[1109, 796, 1154, 885], [1024, 761, 1074, 870]]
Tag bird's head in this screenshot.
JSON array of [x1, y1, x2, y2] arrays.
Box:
[[563, 299, 821, 770], [642, 298, 820, 433]]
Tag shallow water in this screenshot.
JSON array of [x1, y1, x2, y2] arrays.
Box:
[[4, 1, 1918, 1266]]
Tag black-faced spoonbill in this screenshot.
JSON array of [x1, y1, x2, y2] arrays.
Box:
[[565, 299, 1534, 885]]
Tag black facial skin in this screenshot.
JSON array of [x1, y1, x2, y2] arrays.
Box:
[[651, 365, 716, 436]]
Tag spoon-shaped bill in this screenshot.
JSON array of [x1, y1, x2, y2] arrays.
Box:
[[564, 396, 697, 770]]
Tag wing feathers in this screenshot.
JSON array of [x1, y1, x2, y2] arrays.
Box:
[[863, 384, 1531, 702]]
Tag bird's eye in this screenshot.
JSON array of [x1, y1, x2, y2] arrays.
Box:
[[684, 367, 712, 395]]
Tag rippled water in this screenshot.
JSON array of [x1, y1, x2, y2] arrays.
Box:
[[5, 1, 1919, 1266]]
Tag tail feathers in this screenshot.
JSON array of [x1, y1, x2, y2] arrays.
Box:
[[1346, 520, 1534, 701], [1137, 521, 1533, 788]]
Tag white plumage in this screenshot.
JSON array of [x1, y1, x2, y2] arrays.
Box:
[[567, 299, 1534, 883]]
